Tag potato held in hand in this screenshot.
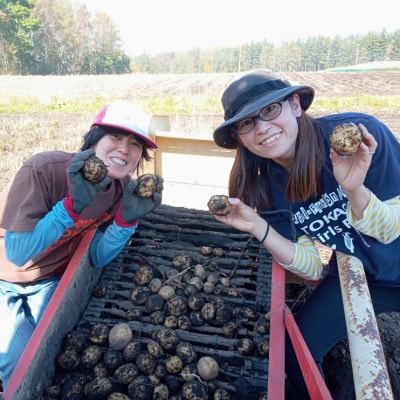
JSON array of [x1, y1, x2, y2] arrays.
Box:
[[207, 194, 232, 216], [330, 123, 362, 156], [135, 173, 162, 198], [82, 155, 108, 183]]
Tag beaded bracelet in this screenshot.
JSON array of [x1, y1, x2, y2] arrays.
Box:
[[260, 223, 270, 243]]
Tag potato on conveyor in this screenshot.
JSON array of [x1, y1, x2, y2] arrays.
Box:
[[330, 123, 362, 156]]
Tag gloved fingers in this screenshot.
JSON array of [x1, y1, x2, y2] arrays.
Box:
[[153, 192, 162, 207], [95, 176, 112, 192], [68, 160, 85, 173], [125, 179, 139, 196], [68, 149, 95, 173], [156, 178, 164, 193]]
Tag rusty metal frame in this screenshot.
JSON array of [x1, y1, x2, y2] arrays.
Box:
[[336, 251, 394, 400]]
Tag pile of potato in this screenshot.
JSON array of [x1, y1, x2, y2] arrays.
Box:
[[37, 247, 270, 399]]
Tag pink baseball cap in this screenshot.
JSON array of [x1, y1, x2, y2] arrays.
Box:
[[91, 101, 157, 149]]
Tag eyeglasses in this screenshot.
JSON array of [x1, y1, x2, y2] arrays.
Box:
[[232, 97, 289, 135]]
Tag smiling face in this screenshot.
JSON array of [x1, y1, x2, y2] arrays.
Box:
[[91, 132, 144, 179], [234, 94, 302, 170]]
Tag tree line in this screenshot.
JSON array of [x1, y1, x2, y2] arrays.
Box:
[[1, 0, 399, 75]]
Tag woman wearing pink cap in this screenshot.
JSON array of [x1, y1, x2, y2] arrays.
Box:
[[0, 101, 163, 389]]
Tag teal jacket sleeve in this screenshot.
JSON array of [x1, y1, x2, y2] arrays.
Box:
[[4, 200, 75, 266], [89, 221, 137, 268]]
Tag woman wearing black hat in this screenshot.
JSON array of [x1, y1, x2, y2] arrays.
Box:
[[212, 69, 400, 398], [0, 101, 163, 390]]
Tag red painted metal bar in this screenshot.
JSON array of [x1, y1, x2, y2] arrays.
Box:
[[2, 230, 96, 400], [285, 305, 333, 400], [268, 259, 332, 400], [267, 259, 286, 400]]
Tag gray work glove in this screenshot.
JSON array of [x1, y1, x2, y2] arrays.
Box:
[[64, 149, 111, 216], [115, 178, 163, 226]]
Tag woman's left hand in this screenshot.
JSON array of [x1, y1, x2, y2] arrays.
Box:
[[330, 123, 377, 193]]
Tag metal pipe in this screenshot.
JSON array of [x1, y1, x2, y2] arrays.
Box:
[[336, 251, 393, 399]]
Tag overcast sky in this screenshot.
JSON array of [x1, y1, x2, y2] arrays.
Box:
[[74, 0, 399, 56]]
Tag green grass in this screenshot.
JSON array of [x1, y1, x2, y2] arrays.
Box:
[[1, 94, 399, 115]]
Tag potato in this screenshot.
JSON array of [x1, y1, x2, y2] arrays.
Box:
[[107, 393, 131, 400], [187, 294, 205, 311], [158, 285, 175, 301], [60, 377, 85, 399], [178, 315, 192, 330], [113, 363, 139, 385], [84, 377, 113, 400], [203, 281, 215, 294], [181, 363, 198, 382], [93, 362, 108, 378], [109, 323, 133, 350], [215, 301, 233, 324], [165, 355, 183, 374], [145, 294, 165, 313], [104, 348, 124, 371], [207, 194, 232, 216], [201, 302, 216, 321], [149, 277, 163, 293], [172, 254, 192, 271], [63, 330, 88, 352], [164, 315, 178, 329], [236, 338, 254, 355], [157, 328, 180, 351], [166, 295, 188, 317], [127, 375, 153, 399], [147, 340, 165, 358], [153, 383, 169, 400], [212, 247, 224, 257], [56, 348, 80, 371], [176, 342, 197, 364], [82, 155, 108, 183], [330, 123, 362, 156], [214, 388, 233, 399], [130, 286, 151, 305], [196, 356, 219, 380], [135, 173, 162, 198], [189, 310, 205, 327], [136, 352, 157, 375], [89, 322, 109, 345], [134, 265, 154, 285], [122, 340, 141, 362], [257, 340, 270, 357], [222, 321, 238, 337], [182, 381, 208, 400], [81, 345, 102, 370]]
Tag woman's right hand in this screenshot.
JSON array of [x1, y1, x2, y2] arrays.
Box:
[[213, 198, 262, 236], [65, 150, 111, 216]]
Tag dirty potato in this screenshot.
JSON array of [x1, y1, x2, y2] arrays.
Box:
[[135, 173, 162, 197], [82, 155, 108, 183], [330, 123, 362, 156], [207, 195, 232, 216]]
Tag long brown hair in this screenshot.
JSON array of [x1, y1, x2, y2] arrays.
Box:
[[228, 112, 325, 210]]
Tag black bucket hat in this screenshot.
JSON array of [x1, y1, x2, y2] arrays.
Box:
[[213, 69, 315, 149]]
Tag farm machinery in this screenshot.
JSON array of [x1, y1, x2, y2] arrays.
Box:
[[1, 205, 394, 399]]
